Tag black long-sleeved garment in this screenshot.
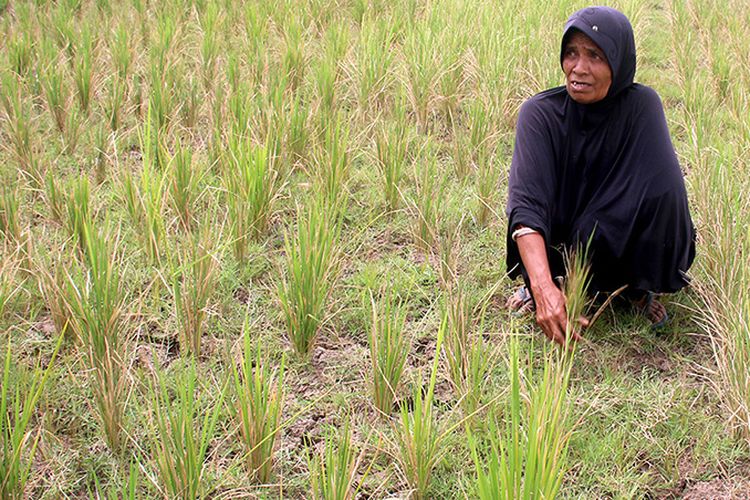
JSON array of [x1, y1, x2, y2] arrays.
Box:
[[505, 6, 695, 293]]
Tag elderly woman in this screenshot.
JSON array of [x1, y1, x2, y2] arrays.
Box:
[[505, 6, 695, 345]]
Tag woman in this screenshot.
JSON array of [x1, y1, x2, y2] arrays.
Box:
[[505, 6, 695, 346]]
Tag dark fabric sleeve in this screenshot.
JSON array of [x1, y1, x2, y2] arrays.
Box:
[[505, 99, 559, 278]]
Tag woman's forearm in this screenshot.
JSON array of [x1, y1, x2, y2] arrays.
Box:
[[515, 231, 555, 293]]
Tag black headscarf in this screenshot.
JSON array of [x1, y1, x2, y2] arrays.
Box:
[[505, 6, 695, 293]]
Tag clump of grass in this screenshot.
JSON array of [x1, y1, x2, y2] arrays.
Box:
[[44, 172, 66, 225], [169, 140, 201, 231], [65, 175, 91, 257], [1, 334, 64, 499], [122, 109, 167, 264], [374, 113, 409, 213], [149, 361, 227, 499], [62, 221, 128, 452], [368, 288, 409, 415], [278, 196, 342, 358], [170, 222, 219, 358], [403, 26, 439, 134], [225, 137, 280, 263], [469, 333, 576, 499], [355, 20, 394, 113], [1, 73, 42, 189], [231, 323, 285, 484], [73, 26, 94, 114], [410, 150, 443, 254], [314, 115, 349, 207], [308, 419, 368, 500], [0, 185, 22, 245], [391, 314, 446, 500]]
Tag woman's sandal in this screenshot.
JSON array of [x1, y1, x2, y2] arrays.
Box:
[[634, 292, 669, 329], [506, 285, 535, 315]]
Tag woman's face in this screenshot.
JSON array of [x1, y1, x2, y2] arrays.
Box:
[[562, 31, 612, 104]]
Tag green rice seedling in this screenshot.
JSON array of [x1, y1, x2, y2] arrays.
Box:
[[282, 19, 305, 94], [443, 285, 470, 393], [403, 26, 439, 134], [65, 175, 91, 256], [177, 75, 201, 131], [225, 137, 280, 263], [122, 109, 167, 264], [111, 23, 131, 81], [169, 140, 200, 231], [355, 19, 394, 113], [436, 31, 466, 128], [44, 172, 66, 225], [74, 26, 94, 114], [226, 52, 240, 94], [7, 30, 33, 78], [374, 114, 409, 213], [149, 361, 227, 499], [368, 288, 409, 415], [91, 459, 139, 500], [314, 115, 349, 207], [63, 106, 81, 155], [562, 237, 594, 342], [437, 220, 461, 289], [0, 245, 23, 319], [474, 148, 498, 228], [392, 313, 446, 500], [41, 60, 69, 133], [1, 74, 42, 189], [0, 185, 22, 244], [62, 221, 128, 452], [1, 334, 64, 499], [278, 196, 342, 358], [199, 3, 219, 91], [232, 324, 285, 484], [93, 123, 109, 185], [410, 151, 443, 254], [313, 52, 337, 115], [37, 250, 74, 341], [148, 64, 174, 136], [287, 94, 310, 165], [170, 223, 219, 357], [106, 76, 125, 132], [469, 333, 575, 499], [308, 419, 367, 500]]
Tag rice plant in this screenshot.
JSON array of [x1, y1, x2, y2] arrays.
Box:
[[170, 223, 219, 358], [374, 113, 409, 213], [403, 26, 439, 134], [65, 175, 91, 256], [355, 19, 394, 113], [169, 140, 201, 231], [0, 186, 22, 245], [1, 74, 42, 189], [391, 313, 446, 500], [314, 115, 349, 207], [368, 288, 409, 415], [278, 196, 342, 358], [61, 221, 128, 452], [225, 136, 280, 263], [308, 419, 366, 500], [41, 58, 69, 133], [0, 334, 63, 499], [74, 26, 94, 114], [122, 109, 167, 264], [410, 151, 443, 254], [469, 334, 575, 499], [231, 323, 285, 484], [149, 361, 227, 499]]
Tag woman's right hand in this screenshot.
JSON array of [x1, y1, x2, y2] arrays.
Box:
[[531, 281, 579, 346]]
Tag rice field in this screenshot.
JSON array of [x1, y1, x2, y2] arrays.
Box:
[[1, 0, 749, 497]]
